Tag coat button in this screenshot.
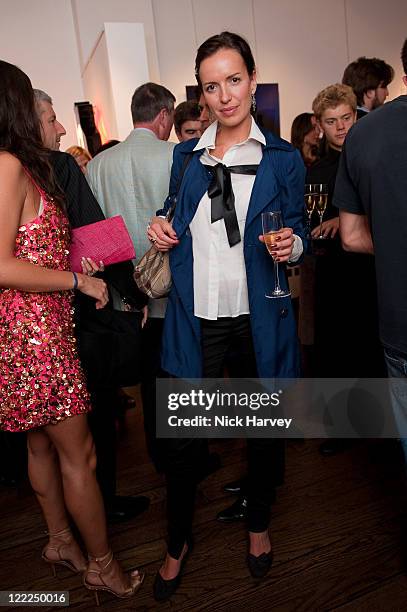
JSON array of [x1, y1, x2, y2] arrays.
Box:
[[280, 308, 288, 318]]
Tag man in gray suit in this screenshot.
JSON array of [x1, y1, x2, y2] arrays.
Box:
[[87, 82, 176, 470]]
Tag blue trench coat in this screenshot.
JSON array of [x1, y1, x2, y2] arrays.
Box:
[[158, 129, 306, 379]]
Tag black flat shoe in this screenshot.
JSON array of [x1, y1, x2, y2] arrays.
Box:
[[153, 571, 180, 602], [217, 496, 248, 522], [223, 478, 242, 495], [153, 541, 192, 602], [247, 550, 273, 578]]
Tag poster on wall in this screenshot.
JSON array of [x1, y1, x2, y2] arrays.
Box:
[[186, 83, 280, 136]]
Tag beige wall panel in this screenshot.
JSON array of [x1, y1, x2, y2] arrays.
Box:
[[345, 0, 407, 98], [72, 0, 160, 82], [192, 0, 256, 50], [152, 0, 197, 105], [253, 0, 348, 140], [0, 0, 84, 147]]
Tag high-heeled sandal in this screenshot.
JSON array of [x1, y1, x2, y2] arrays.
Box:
[[83, 550, 144, 606], [41, 527, 87, 577], [153, 540, 193, 602]]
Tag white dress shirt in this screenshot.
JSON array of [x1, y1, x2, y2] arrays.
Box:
[[190, 118, 302, 320]]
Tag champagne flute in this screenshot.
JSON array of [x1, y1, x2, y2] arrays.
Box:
[[304, 184, 316, 238], [314, 183, 328, 239], [262, 211, 291, 299]]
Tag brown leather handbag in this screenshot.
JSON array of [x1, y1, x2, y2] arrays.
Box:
[[134, 153, 193, 298], [134, 245, 171, 299]]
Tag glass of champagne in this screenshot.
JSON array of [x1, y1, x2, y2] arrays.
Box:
[[315, 183, 328, 239], [262, 211, 291, 299], [304, 184, 316, 237]]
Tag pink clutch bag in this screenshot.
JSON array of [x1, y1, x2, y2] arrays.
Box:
[[70, 215, 135, 272]]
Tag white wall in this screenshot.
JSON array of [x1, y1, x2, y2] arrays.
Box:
[[82, 31, 118, 141], [0, 0, 84, 146], [72, 0, 160, 82], [1, 0, 406, 145]]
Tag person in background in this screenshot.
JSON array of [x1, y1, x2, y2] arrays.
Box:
[[94, 139, 120, 155], [174, 100, 202, 141], [32, 89, 66, 149], [290, 112, 321, 167], [87, 82, 176, 473], [0, 60, 144, 603], [148, 31, 304, 599], [197, 90, 212, 131], [34, 88, 150, 524], [335, 38, 407, 463], [66, 145, 92, 174], [342, 56, 394, 119], [307, 84, 384, 455]]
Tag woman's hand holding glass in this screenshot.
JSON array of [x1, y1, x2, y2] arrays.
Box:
[[147, 217, 179, 251], [260, 211, 293, 299], [258, 227, 295, 262]]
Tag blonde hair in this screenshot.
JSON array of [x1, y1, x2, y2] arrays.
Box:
[[65, 145, 92, 161], [312, 84, 357, 120]]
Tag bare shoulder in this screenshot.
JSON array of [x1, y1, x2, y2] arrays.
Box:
[[0, 153, 27, 203], [0, 152, 25, 180]]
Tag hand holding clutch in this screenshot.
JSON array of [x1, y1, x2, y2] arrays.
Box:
[[70, 216, 135, 272]]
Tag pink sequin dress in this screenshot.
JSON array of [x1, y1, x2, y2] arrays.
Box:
[[0, 186, 90, 432]]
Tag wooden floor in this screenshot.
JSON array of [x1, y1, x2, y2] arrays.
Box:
[[1, 393, 407, 612]]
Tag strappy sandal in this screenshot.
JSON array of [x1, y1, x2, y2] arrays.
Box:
[[83, 550, 144, 606], [41, 527, 87, 577]]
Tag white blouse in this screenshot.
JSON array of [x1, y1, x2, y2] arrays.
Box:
[[190, 118, 302, 320]]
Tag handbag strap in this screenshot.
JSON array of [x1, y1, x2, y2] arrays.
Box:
[[167, 152, 193, 222]]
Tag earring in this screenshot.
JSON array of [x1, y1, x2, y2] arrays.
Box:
[[251, 92, 257, 112]]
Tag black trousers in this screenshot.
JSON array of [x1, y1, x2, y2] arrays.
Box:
[[141, 317, 166, 472], [88, 388, 118, 502], [164, 315, 285, 558]]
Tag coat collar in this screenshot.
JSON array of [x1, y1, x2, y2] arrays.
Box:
[[193, 117, 266, 151], [176, 125, 295, 231]]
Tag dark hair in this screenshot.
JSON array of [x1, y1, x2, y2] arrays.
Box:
[[342, 56, 394, 106], [0, 61, 64, 207], [401, 39, 407, 74], [290, 113, 315, 150], [174, 101, 200, 133], [94, 139, 120, 156], [131, 82, 175, 123], [195, 31, 255, 87]]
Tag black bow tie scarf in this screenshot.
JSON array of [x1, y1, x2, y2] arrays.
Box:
[[206, 163, 258, 247]]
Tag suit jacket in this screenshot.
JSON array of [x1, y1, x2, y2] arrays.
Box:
[[86, 129, 175, 317], [158, 133, 306, 379]]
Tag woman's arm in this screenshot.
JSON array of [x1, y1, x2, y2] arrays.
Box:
[[0, 153, 108, 308], [148, 143, 195, 251], [258, 148, 306, 263]]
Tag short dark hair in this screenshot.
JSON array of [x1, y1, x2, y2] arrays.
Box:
[[195, 31, 255, 87], [174, 101, 200, 133], [131, 82, 175, 123], [290, 113, 315, 150], [342, 57, 394, 106], [401, 39, 407, 74]]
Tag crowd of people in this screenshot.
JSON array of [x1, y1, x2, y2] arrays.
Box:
[[0, 29, 406, 605]]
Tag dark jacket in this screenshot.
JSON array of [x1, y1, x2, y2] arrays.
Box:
[[157, 132, 305, 379]]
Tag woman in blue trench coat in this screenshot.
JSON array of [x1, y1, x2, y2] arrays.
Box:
[[148, 32, 305, 599]]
